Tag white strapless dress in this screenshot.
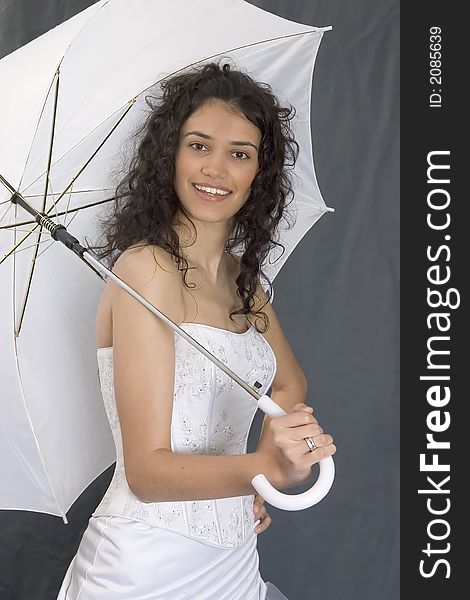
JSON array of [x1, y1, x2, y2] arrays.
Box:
[[57, 323, 288, 599]]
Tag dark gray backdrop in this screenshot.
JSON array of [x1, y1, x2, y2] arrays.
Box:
[[0, 1, 399, 599]]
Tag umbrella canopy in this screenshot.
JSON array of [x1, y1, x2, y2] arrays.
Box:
[[0, 0, 333, 521]]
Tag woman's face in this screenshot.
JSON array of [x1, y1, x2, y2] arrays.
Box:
[[174, 99, 261, 226]]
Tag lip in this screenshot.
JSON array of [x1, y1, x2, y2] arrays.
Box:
[[192, 183, 232, 202]]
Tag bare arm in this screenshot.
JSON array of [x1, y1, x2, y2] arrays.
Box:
[[252, 279, 310, 453], [134, 448, 284, 503], [109, 246, 285, 503]]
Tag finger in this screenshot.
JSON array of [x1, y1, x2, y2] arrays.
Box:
[[302, 442, 337, 465], [253, 497, 265, 515], [302, 433, 333, 452], [273, 425, 324, 450], [269, 418, 321, 447], [272, 411, 318, 429], [254, 502, 268, 522], [289, 403, 313, 415], [255, 513, 272, 534], [290, 423, 325, 441], [276, 434, 333, 463], [285, 441, 337, 470]]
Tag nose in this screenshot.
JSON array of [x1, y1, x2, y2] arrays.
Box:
[[201, 152, 227, 179]]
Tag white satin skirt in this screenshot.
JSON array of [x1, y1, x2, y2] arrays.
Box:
[[57, 515, 288, 599]]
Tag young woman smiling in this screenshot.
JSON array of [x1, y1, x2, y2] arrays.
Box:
[[57, 61, 335, 600]]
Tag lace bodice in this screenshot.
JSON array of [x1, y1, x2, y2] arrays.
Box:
[[92, 323, 277, 548]]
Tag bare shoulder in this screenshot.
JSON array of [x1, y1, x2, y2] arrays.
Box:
[[113, 244, 179, 283], [96, 244, 185, 347], [110, 244, 185, 324]]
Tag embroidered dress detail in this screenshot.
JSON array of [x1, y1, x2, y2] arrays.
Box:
[[92, 323, 277, 549]]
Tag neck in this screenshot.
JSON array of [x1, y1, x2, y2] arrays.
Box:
[[171, 211, 232, 284]]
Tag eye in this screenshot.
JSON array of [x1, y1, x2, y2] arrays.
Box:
[[232, 150, 249, 160], [189, 142, 207, 151]]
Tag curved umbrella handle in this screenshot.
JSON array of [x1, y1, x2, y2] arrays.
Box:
[[252, 394, 335, 511]]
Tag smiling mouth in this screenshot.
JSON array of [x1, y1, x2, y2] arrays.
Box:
[[192, 183, 232, 199]]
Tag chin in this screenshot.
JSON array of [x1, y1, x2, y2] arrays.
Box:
[[179, 205, 229, 223]]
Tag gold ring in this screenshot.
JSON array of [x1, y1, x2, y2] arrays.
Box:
[[304, 436, 317, 452]]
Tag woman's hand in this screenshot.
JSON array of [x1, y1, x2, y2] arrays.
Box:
[[253, 493, 271, 534], [270, 403, 336, 489]]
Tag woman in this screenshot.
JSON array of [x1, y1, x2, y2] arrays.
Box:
[[57, 61, 336, 599]]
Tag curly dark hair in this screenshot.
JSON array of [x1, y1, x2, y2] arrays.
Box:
[[92, 59, 299, 333]]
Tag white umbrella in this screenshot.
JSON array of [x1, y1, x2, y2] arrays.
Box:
[[0, 0, 335, 522]]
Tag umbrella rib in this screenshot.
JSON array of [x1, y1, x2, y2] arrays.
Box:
[[41, 70, 61, 214], [17, 69, 61, 193], [21, 100, 134, 197], [58, 185, 72, 224], [0, 173, 17, 195], [36, 239, 56, 260], [38, 101, 134, 217], [0, 196, 115, 230], [0, 223, 39, 265], [0, 202, 13, 223], [25, 188, 114, 199], [11, 237, 51, 255], [294, 199, 335, 212], [14, 228, 44, 336]]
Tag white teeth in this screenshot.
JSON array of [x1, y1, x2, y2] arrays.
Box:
[[194, 184, 230, 196]]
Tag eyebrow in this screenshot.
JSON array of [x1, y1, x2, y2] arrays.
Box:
[[183, 130, 258, 151]]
